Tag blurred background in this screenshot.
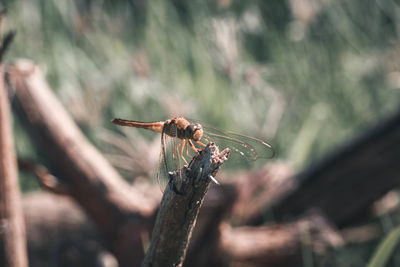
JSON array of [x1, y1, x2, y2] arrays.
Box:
[[2, 0, 400, 266]]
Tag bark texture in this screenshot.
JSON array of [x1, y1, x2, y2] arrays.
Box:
[[142, 143, 229, 267], [0, 62, 28, 267]]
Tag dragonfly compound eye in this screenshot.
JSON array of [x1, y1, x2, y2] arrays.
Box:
[[191, 123, 203, 141]]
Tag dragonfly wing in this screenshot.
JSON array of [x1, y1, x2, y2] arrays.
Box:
[[156, 131, 169, 191], [202, 132, 256, 165], [201, 124, 274, 163], [156, 125, 187, 192]]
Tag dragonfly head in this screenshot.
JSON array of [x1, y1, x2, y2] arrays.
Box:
[[186, 123, 203, 141]]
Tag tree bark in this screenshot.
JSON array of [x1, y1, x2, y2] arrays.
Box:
[[142, 143, 229, 267], [0, 62, 28, 267], [184, 183, 237, 267], [268, 107, 400, 227]]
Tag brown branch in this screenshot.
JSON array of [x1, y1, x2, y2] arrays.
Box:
[[142, 143, 229, 267], [184, 183, 237, 267], [7, 60, 160, 266], [232, 163, 295, 224], [0, 62, 28, 267], [17, 158, 71, 195], [220, 210, 343, 266]]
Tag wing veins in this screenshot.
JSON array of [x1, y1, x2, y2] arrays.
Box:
[[204, 132, 258, 161], [204, 125, 274, 158]]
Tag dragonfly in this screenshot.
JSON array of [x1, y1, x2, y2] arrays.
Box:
[[111, 117, 274, 185]]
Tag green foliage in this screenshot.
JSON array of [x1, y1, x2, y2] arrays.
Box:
[[3, 0, 399, 182], [367, 226, 400, 267]]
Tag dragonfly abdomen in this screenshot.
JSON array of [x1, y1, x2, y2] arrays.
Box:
[[111, 119, 164, 133]]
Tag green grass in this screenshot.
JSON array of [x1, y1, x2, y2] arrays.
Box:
[[4, 0, 399, 183], [367, 225, 400, 267]]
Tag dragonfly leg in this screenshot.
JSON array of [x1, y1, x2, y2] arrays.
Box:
[[188, 140, 198, 153], [180, 139, 188, 165], [195, 140, 206, 147], [172, 140, 182, 159], [185, 139, 190, 157]]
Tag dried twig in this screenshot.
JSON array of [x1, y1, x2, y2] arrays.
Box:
[[0, 30, 28, 266], [17, 158, 71, 195], [142, 143, 229, 267]]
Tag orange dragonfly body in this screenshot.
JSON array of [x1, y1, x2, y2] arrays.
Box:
[[111, 116, 274, 184], [111, 117, 206, 165]]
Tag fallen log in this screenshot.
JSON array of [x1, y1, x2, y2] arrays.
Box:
[[266, 107, 400, 227], [220, 210, 343, 267]]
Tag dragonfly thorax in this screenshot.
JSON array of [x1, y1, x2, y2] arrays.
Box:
[[162, 117, 203, 141]]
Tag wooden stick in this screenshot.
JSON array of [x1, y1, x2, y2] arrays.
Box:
[[142, 143, 229, 267], [17, 158, 71, 195], [183, 183, 237, 267], [0, 63, 28, 267]]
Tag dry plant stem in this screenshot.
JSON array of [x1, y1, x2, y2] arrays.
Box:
[[0, 63, 28, 267], [142, 143, 229, 267]]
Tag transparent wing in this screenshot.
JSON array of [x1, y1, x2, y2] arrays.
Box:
[[156, 131, 169, 192], [201, 124, 274, 166], [156, 127, 196, 192]]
